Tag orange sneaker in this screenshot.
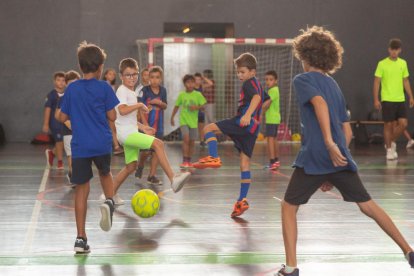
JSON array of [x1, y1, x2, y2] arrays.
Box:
[[179, 162, 194, 169], [231, 199, 249, 217], [192, 156, 222, 169]]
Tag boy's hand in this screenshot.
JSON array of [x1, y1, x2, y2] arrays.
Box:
[[320, 182, 333, 192], [327, 143, 348, 167], [409, 97, 414, 108], [170, 118, 175, 126], [143, 125, 155, 135], [149, 99, 160, 106], [240, 114, 251, 127], [138, 103, 149, 113], [374, 100, 381, 110], [42, 124, 49, 133], [189, 105, 198, 111]]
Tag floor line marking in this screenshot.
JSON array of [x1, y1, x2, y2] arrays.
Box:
[[23, 165, 49, 253]]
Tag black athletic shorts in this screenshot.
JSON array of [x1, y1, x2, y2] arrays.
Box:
[[284, 168, 371, 205], [265, 124, 279, 137], [198, 111, 205, 123], [71, 154, 111, 185], [216, 117, 257, 158], [381, 101, 407, 122]]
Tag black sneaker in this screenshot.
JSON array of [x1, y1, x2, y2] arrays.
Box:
[[275, 265, 299, 276], [74, 237, 90, 254], [408, 251, 414, 268], [147, 175, 162, 185], [99, 199, 114, 232], [135, 166, 144, 179]]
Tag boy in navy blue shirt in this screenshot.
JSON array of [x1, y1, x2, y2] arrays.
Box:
[[43, 71, 66, 169], [277, 26, 414, 276], [193, 53, 269, 218], [58, 42, 119, 254], [135, 66, 167, 184]]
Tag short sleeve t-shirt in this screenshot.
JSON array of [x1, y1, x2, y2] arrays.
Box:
[[175, 91, 207, 128], [115, 85, 139, 144], [265, 86, 281, 124], [374, 57, 409, 102], [292, 72, 356, 175], [44, 89, 65, 131], [236, 77, 270, 135], [60, 79, 119, 158], [141, 86, 167, 136]]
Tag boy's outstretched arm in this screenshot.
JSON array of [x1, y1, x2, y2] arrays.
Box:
[[310, 95, 348, 167], [240, 94, 261, 126]]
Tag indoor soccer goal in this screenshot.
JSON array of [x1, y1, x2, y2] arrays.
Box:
[[136, 37, 303, 141]]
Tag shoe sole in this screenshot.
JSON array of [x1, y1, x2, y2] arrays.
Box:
[[74, 247, 90, 254], [171, 172, 191, 193], [99, 203, 112, 232], [231, 206, 249, 218], [147, 180, 162, 185], [193, 163, 222, 169]]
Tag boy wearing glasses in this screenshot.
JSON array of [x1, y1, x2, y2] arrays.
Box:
[[110, 58, 190, 203]]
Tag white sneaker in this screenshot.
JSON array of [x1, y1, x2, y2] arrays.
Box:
[[171, 172, 191, 193], [393, 149, 398, 159], [386, 148, 395, 160], [99, 193, 124, 206], [406, 139, 414, 149], [391, 142, 397, 151]]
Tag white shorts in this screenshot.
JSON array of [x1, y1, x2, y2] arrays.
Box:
[[63, 135, 72, 157]]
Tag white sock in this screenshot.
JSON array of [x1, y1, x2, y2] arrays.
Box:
[[284, 265, 296, 273]]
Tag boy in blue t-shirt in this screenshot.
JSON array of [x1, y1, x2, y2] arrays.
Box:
[[276, 26, 414, 276], [58, 42, 120, 254], [193, 53, 269, 218], [43, 71, 66, 169]]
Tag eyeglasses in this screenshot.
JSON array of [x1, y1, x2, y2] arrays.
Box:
[[123, 73, 139, 79]]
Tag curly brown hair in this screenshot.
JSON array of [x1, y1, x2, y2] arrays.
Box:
[[293, 26, 344, 74]]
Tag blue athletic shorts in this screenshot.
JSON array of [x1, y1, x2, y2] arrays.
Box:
[[216, 117, 257, 158], [265, 124, 279, 137]]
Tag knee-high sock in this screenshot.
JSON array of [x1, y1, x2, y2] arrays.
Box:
[[238, 171, 251, 201], [205, 132, 218, 158]]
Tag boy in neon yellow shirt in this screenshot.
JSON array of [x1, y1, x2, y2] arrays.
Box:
[[262, 70, 281, 170], [171, 74, 207, 168], [373, 38, 414, 160]]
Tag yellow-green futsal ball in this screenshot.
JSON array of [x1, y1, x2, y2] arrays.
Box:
[[131, 189, 160, 218]]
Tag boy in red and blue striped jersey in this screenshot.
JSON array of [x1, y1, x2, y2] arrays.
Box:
[[193, 52, 269, 217]]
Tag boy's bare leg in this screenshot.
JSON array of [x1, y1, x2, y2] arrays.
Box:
[[151, 139, 175, 182], [357, 200, 413, 254], [149, 154, 159, 176], [384, 122, 394, 148], [189, 139, 195, 158], [182, 134, 190, 159], [204, 123, 222, 135], [67, 156, 72, 174], [114, 162, 136, 194], [267, 136, 275, 160], [392, 118, 408, 142], [403, 130, 412, 141], [75, 182, 90, 238], [240, 152, 250, 172], [100, 172, 115, 199], [138, 151, 149, 168], [275, 138, 279, 160], [198, 122, 205, 142], [55, 141, 64, 161], [281, 200, 300, 267]]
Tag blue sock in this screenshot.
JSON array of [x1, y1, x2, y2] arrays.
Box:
[[205, 132, 218, 158], [238, 171, 251, 201]]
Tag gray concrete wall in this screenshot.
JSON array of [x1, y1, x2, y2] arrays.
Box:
[[1, 0, 414, 141]]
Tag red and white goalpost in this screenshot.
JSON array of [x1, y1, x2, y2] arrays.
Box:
[[136, 37, 302, 141]]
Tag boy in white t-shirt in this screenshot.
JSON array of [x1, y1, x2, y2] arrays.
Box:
[[101, 58, 190, 204]]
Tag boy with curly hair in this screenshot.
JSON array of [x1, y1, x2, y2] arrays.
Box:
[[277, 26, 414, 276]]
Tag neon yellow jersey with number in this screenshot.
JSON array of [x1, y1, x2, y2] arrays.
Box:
[[374, 57, 409, 102], [265, 86, 281, 124]]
